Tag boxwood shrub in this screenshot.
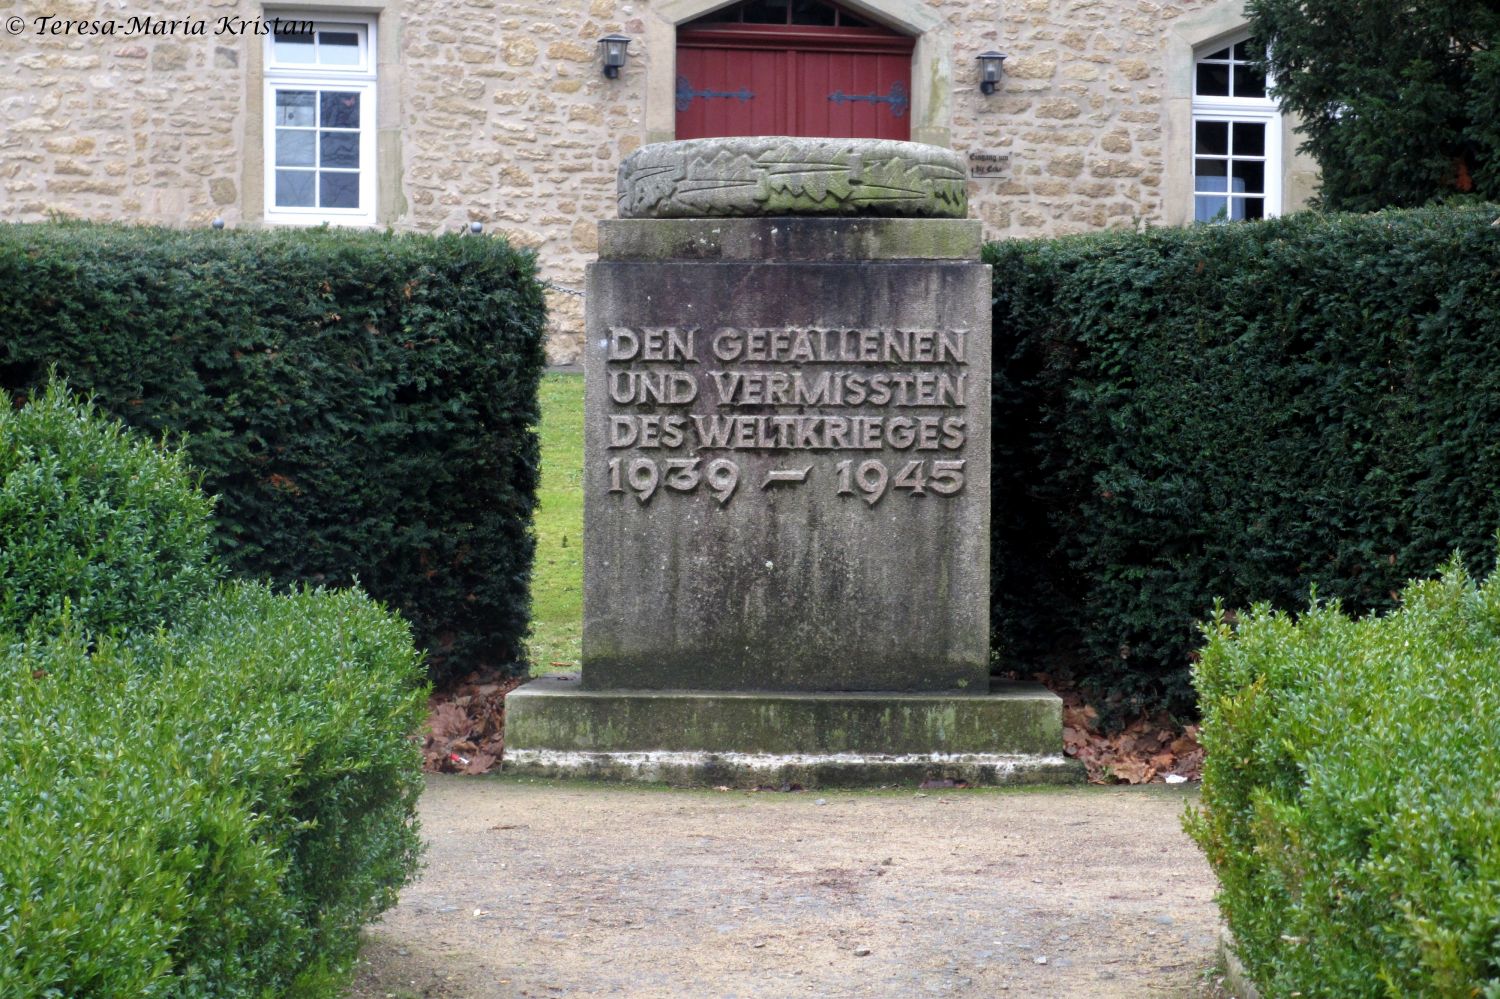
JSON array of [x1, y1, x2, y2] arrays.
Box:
[[0, 221, 548, 684], [1, 583, 428, 998], [0, 383, 427, 997], [0, 379, 219, 639], [987, 204, 1500, 717], [1186, 559, 1500, 997]]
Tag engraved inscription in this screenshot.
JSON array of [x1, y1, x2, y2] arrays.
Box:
[[602, 325, 970, 507], [763, 467, 812, 488]]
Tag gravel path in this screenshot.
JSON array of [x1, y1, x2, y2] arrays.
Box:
[[348, 775, 1225, 999]]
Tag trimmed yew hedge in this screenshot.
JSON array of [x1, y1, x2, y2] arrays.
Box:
[[987, 204, 1500, 718], [0, 222, 547, 684]]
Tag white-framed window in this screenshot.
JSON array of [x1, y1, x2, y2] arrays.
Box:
[[263, 16, 377, 226], [1192, 36, 1281, 223]]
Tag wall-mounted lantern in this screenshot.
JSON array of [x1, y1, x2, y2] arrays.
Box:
[[976, 51, 1007, 95], [599, 34, 631, 79]]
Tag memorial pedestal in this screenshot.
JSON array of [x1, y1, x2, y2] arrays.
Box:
[[505, 675, 1078, 787], [504, 140, 1078, 786]]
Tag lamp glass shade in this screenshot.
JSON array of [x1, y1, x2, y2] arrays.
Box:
[[976, 51, 1006, 85], [600, 34, 630, 71]]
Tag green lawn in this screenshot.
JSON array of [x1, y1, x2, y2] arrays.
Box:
[[527, 373, 584, 673]]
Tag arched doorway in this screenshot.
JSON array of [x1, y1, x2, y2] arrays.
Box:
[[675, 0, 915, 140]]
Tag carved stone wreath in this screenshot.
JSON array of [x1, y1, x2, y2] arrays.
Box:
[[617, 137, 968, 219]]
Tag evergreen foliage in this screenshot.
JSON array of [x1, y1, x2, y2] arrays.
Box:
[[0, 380, 219, 638], [0, 386, 427, 998], [1248, 0, 1500, 210], [1187, 559, 1500, 996], [1, 586, 428, 998], [0, 222, 548, 684], [986, 204, 1500, 718]]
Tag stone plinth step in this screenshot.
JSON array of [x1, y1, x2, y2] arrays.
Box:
[[502, 674, 1083, 788]]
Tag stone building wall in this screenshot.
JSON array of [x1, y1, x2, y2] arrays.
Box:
[[956, 0, 1168, 236], [0, 0, 250, 223], [0, 0, 1292, 363]]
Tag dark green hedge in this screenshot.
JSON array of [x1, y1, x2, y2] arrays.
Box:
[[986, 204, 1500, 718], [0, 222, 548, 684]]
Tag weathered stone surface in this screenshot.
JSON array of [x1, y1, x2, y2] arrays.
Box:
[[505, 746, 1082, 788], [208, 177, 237, 205], [617, 138, 967, 220], [583, 216, 990, 693], [598, 217, 982, 262], [504, 674, 1082, 787], [510, 674, 1060, 754]]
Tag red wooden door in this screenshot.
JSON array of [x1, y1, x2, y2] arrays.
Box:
[[676, 10, 914, 141], [796, 48, 911, 139]]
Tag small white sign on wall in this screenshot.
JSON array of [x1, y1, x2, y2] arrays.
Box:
[[968, 152, 1009, 178]]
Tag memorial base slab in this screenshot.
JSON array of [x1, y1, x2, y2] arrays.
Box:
[[503, 675, 1084, 787]]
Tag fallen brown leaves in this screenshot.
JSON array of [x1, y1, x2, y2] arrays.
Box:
[[421, 671, 522, 775], [1053, 679, 1203, 785]]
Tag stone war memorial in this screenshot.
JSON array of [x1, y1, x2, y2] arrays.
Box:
[[506, 136, 1076, 786]]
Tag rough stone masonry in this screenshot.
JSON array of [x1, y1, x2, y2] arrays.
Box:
[[505, 136, 1075, 786]]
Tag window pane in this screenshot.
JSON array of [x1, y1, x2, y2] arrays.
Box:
[[1241, 197, 1266, 220], [1196, 121, 1229, 155], [1204, 46, 1231, 61], [275, 169, 316, 207], [1233, 66, 1268, 98], [1195, 159, 1228, 192], [320, 131, 360, 168], [320, 171, 360, 209], [1196, 62, 1230, 97], [319, 31, 360, 64], [1232, 40, 1261, 63], [1233, 122, 1266, 157], [320, 91, 361, 128], [273, 30, 315, 63], [1195, 196, 1229, 223], [275, 129, 315, 166], [791, 0, 836, 25], [1232, 160, 1266, 194], [274, 90, 315, 127], [838, 8, 871, 26], [740, 0, 789, 23]]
